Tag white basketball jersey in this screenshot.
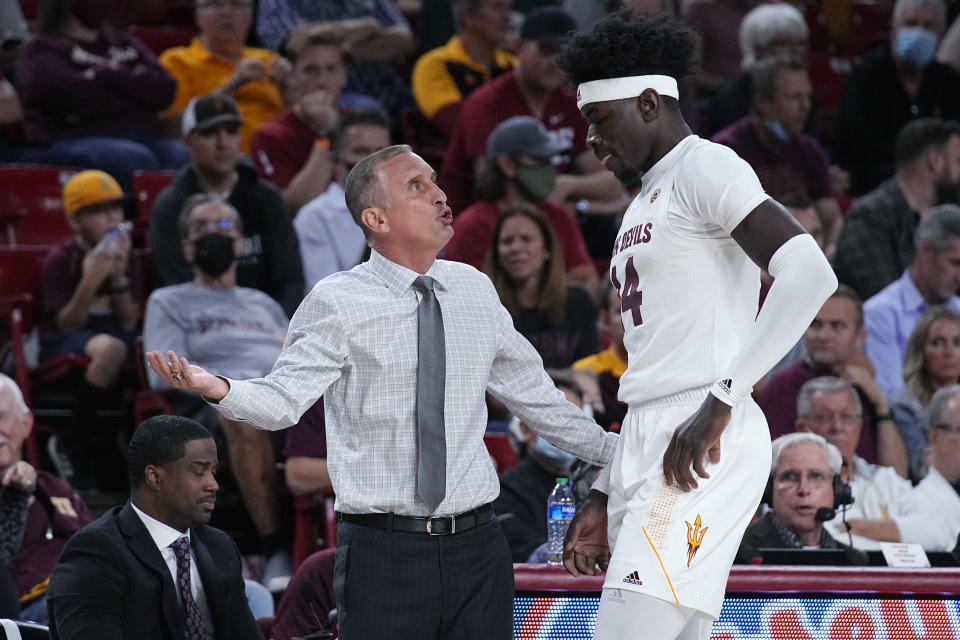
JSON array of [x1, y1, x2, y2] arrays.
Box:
[[612, 135, 768, 405]]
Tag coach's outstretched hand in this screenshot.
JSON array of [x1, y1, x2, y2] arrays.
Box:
[[563, 490, 610, 576], [146, 349, 230, 401], [663, 394, 732, 492]]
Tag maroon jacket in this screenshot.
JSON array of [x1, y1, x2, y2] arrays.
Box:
[[11, 471, 92, 603]]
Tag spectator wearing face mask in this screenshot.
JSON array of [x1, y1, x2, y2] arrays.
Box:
[[832, 0, 960, 196], [493, 371, 586, 562], [143, 193, 294, 592], [712, 55, 841, 254]]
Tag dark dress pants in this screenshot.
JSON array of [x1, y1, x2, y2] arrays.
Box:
[[334, 518, 514, 639]]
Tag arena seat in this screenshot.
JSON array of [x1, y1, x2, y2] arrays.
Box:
[[0, 619, 49, 640], [293, 491, 337, 570], [0, 166, 78, 247], [483, 432, 519, 473], [132, 170, 177, 248]]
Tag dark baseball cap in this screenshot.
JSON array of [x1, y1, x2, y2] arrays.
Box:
[[182, 95, 244, 135], [520, 6, 576, 45], [486, 116, 567, 159]]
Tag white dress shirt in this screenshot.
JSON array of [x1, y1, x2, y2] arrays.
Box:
[[899, 467, 960, 551], [218, 250, 618, 516], [826, 456, 925, 550], [131, 503, 215, 639], [294, 182, 368, 291]]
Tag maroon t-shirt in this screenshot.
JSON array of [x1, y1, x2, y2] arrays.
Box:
[[39, 238, 130, 340], [11, 471, 92, 602], [758, 359, 879, 462], [251, 108, 323, 190], [444, 200, 592, 272], [284, 398, 327, 460], [439, 71, 588, 215], [712, 117, 832, 201]]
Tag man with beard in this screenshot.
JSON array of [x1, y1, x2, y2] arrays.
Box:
[[47, 416, 262, 640], [865, 204, 960, 398], [834, 117, 960, 300]]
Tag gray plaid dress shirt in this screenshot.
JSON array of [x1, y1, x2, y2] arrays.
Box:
[[218, 250, 617, 516]]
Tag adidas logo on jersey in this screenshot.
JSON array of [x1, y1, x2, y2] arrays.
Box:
[[622, 571, 643, 586], [718, 379, 733, 394]]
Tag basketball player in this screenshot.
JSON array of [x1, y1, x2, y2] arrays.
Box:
[[556, 14, 837, 640]]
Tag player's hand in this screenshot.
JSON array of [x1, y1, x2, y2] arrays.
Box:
[[145, 350, 230, 401], [563, 490, 610, 576], [2, 460, 37, 493], [663, 394, 731, 492]]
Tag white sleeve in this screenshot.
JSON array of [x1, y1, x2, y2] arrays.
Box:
[[673, 143, 768, 235], [711, 234, 838, 405]]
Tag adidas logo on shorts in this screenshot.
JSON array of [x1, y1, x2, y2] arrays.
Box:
[[622, 571, 643, 586]]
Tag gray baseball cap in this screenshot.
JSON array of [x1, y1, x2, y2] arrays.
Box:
[[486, 116, 567, 160]]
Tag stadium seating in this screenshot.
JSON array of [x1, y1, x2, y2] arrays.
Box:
[[0, 166, 78, 247]]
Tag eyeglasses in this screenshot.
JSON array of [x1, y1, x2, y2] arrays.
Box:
[[773, 469, 832, 489], [933, 423, 960, 435], [197, 0, 252, 9], [803, 412, 861, 426], [188, 218, 236, 235]]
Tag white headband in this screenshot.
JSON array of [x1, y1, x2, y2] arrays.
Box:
[[576, 75, 679, 110]]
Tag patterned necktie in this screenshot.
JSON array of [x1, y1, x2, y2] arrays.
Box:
[[170, 536, 207, 640], [412, 275, 446, 512]]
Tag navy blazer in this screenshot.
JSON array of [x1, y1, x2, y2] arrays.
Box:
[[47, 501, 263, 640]]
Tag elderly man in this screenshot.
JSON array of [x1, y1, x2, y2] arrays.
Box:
[[150, 95, 304, 318], [713, 55, 841, 251], [707, 2, 809, 136], [864, 204, 960, 398], [760, 286, 908, 476], [147, 144, 618, 638], [738, 432, 849, 558], [832, 0, 960, 195], [0, 374, 92, 623], [834, 117, 960, 301], [796, 377, 924, 549], [144, 194, 292, 592], [902, 384, 960, 550]]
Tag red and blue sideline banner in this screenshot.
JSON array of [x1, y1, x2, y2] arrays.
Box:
[[514, 595, 960, 639], [513, 565, 960, 640]]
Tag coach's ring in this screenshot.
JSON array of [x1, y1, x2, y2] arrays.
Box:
[[171, 371, 183, 383]]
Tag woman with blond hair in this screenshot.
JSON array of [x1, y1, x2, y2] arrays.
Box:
[[892, 305, 960, 480]]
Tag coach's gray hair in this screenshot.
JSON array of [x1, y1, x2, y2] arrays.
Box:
[[0, 373, 29, 416], [771, 432, 843, 477], [915, 204, 960, 252], [928, 384, 960, 430], [797, 376, 862, 418], [343, 144, 412, 243], [178, 193, 242, 240], [739, 2, 807, 68], [893, 0, 946, 31]]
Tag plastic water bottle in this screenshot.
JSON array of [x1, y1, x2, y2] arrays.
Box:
[[546, 477, 575, 566], [96, 221, 132, 255]]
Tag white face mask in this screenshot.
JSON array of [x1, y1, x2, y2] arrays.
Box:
[[532, 436, 577, 472]]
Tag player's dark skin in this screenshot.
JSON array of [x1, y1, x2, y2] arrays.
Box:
[[564, 89, 807, 576]]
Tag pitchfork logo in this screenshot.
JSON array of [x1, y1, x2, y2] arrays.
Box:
[[685, 514, 708, 567]]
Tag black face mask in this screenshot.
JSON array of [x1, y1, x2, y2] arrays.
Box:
[[193, 234, 235, 277]]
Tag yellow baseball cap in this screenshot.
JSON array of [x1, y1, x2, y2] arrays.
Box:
[[62, 170, 125, 216]]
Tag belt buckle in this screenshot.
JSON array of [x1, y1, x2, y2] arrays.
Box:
[[426, 516, 455, 535]]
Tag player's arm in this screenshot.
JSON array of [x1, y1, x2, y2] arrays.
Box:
[[663, 199, 838, 491]]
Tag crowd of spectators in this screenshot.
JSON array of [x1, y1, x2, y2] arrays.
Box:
[[4, 0, 960, 634]]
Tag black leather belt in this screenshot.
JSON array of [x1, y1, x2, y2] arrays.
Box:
[[338, 503, 495, 536]]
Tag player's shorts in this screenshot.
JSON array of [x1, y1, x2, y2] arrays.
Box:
[[603, 384, 771, 619]]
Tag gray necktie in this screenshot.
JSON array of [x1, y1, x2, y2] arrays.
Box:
[[413, 275, 446, 513]]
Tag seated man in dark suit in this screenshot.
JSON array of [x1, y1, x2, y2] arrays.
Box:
[[47, 415, 263, 640]]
